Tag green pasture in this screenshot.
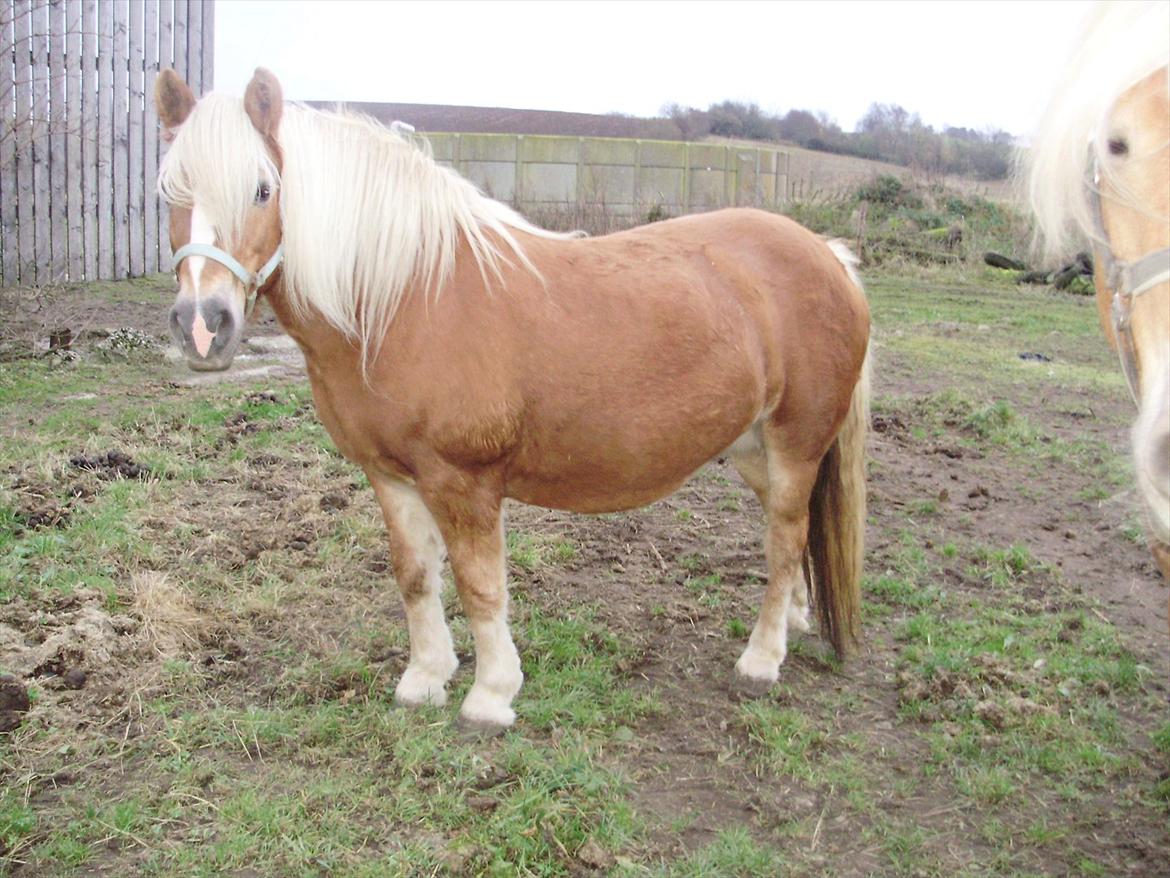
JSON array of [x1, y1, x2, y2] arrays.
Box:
[[0, 264, 1166, 877]]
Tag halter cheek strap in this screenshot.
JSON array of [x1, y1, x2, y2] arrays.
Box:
[[171, 242, 284, 319], [1088, 160, 1170, 405]]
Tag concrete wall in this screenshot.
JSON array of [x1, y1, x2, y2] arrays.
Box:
[[425, 133, 791, 218]]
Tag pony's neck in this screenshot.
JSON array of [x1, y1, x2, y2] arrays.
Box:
[[262, 277, 361, 365]]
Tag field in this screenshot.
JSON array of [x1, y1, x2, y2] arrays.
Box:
[[706, 137, 1014, 204], [1, 263, 1168, 877]]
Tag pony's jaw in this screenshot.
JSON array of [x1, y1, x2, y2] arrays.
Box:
[[1133, 340, 1170, 545], [169, 292, 244, 371]]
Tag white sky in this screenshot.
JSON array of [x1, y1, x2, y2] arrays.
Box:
[[214, 0, 1100, 137]]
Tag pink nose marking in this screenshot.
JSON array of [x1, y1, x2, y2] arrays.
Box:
[[192, 309, 215, 357]]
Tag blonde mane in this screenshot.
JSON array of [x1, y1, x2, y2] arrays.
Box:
[[159, 96, 573, 363], [1022, 0, 1169, 262]]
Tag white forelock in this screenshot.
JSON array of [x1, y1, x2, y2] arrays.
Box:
[[1021, 1, 1169, 262], [159, 95, 573, 369]]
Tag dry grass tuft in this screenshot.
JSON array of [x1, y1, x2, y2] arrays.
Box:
[[130, 570, 209, 656]]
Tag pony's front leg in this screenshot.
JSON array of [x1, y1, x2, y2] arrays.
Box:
[[371, 476, 459, 707], [431, 494, 523, 734]]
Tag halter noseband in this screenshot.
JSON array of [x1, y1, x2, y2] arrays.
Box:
[[1087, 160, 1170, 405], [171, 242, 284, 320]]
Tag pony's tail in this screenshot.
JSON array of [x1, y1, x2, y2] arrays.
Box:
[[807, 345, 869, 658]]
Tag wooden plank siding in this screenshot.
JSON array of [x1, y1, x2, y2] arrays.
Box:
[[31, 1, 49, 282], [1, 0, 18, 282], [127, 0, 143, 276], [80, 0, 96, 280], [95, 0, 111, 279], [142, 0, 159, 274], [1, 0, 213, 285], [111, 0, 128, 278], [48, 0, 66, 279], [157, 0, 173, 273], [14, 0, 36, 282], [65, 0, 83, 280]]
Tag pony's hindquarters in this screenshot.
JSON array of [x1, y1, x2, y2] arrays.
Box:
[[731, 236, 869, 690], [806, 349, 869, 656]]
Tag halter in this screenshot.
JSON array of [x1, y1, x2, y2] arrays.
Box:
[[1087, 160, 1170, 404], [171, 242, 284, 320]]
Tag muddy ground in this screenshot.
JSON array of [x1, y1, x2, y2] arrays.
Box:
[[0, 274, 1167, 876]]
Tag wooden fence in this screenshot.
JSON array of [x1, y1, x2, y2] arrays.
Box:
[[1, 0, 213, 287]]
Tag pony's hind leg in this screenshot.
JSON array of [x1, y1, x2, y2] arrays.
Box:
[[730, 431, 819, 692], [730, 428, 810, 637], [371, 476, 459, 707]]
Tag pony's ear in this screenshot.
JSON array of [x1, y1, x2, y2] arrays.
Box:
[[155, 69, 196, 142], [244, 68, 283, 138]]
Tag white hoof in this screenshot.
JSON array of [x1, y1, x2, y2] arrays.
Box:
[[735, 646, 783, 686], [395, 666, 450, 707], [458, 685, 517, 732]]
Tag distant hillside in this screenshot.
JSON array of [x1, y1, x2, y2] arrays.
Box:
[[309, 101, 1013, 203], [706, 138, 1013, 203], [305, 100, 686, 140]]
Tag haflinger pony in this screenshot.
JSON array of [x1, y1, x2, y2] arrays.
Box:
[[154, 68, 871, 734], [1024, 1, 1170, 583]]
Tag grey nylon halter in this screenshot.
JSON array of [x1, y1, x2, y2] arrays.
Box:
[[171, 242, 284, 320], [1088, 160, 1170, 404]]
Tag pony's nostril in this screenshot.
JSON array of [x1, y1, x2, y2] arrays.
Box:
[[169, 301, 193, 340]]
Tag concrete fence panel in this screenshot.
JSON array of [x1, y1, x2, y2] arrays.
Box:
[[426, 132, 790, 222]]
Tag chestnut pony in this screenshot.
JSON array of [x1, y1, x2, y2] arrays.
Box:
[[154, 69, 870, 733], [1025, 1, 1170, 582]]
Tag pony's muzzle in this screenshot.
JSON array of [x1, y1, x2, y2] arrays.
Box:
[[170, 296, 241, 371]]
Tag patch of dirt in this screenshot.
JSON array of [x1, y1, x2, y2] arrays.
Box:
[[0, 575, 226, 741], [0, 277, 286, 363], [69, 450, 153, 481], [8, 477, 74, 530]]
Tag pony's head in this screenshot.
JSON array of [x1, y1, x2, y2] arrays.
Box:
[[1024, 2, 1170, 561], [155, 68, 285, 371]]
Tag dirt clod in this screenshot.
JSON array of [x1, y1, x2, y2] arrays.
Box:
[[577, 838, 616, 870], [69, 449, 152, 480], [319, 492, 349, 512], [0, 675, 31, 713], [9, 476, 74, 530], [0, 675, 31, 733], [62, 668, 88, 690]]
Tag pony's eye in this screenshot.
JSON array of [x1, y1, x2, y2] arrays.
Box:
[[1107, 137, 1129, 157], [255, 182, 272, 204]]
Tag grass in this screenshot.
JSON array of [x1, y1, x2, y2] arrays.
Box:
[[506, 532, 579, 573], [893, 579, 1145, 801], [651, 828, 788, 877], [1, 263, 1166, 877]]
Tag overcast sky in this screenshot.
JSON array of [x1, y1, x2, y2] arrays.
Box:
[[214, 0, 1103, 138]]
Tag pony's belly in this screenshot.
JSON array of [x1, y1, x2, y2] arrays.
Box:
[[505, 418, 752, 514], [509, 472, 694, 515]]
